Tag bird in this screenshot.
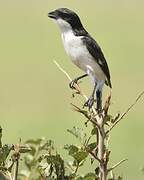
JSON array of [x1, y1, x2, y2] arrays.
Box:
[[48, 8, 112, 112]]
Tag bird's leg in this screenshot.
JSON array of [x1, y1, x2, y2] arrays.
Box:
[[69, 74, 88, 89], [96, 90, 102, 113], [84, 82, 97, 110]]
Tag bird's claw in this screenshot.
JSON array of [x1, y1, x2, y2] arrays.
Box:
[[69, 79, 78, 89], [83, 96, 95, 110], [96, 108, 102, 115]]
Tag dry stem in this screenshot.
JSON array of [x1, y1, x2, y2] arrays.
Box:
[[54, 60, 144, 180]]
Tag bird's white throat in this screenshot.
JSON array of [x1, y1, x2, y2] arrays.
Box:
[[56, 18, 72, 33]]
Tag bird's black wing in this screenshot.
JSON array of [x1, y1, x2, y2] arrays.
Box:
[[83, 35, 112, 88]]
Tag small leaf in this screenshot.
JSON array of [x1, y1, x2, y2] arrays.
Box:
[[117, 176, 123, 180], [91, 127, 97, 135], [87, 142, 97, 151], [73, 150, 88, 163], [28, 145, 36, 156], [105, 115, 113, 123], [67, 127, 82, 139], [0, 144, 13, 164], [67, 127, 87, 143], [64, 145, 79, 156]]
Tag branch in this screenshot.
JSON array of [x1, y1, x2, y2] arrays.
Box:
[[71, 103, 98, 126], [108, 158, 128, 172], [14, 158, 19, 180], [12, 144, 20, 180], [54, 60, 86, 98], [106, 91, 144, 134], [54, 60, 97, 116], [54, 61, 140, 180], [84, 145, 101, 163], [103, 92, 111, 116]]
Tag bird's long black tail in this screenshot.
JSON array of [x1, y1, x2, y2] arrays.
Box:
[[96, 90, 102, 112]]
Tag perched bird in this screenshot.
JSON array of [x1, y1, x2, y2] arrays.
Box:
[[48, 8, 112, 112]]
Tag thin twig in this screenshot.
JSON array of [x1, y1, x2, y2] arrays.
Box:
[[74, 162, 80, 175], [54, 60, 138, 179], [54, 60, 72, 81], [108, 158, 128, 172], [54, 60, 87, 98], [103, 93, 111, 117], [110, 170, 115, 179], [106, 91, 144, 134], [71, 103, 98, 126]]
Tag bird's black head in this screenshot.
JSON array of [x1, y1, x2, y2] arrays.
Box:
[[48, 8, 84, 32]]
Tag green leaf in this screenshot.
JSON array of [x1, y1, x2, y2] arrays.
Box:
[[43, 154, 65, 179], [67, 127, 86, 143], [73, 150, 88, 163], [91, 127, 97, 135], [64, 145, 79, 156], [105, 115, 113, 123], [0, 144, 13, 164], [87, 142, 97, 151], [117, 176, 123, 180], [67, 127, 82, 139], [27, 145, 36, 156], [84, 173, 97, 180]]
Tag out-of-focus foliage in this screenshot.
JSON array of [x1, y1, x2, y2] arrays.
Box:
[[0, 125, 124, 180]]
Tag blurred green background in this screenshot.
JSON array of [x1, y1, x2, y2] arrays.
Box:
[[0, 0, 144, 179]]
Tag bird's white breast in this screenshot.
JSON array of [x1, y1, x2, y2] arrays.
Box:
[[61, 30, 105, 81], [62, 31, 82, 56]]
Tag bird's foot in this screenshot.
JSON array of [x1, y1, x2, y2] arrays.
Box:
[[83, 96, 95, 110], [69, 79, 78, 89], [96, 108, 102, 115]]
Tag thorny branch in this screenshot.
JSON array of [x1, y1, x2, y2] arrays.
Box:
[[54, 60, 144, 180]]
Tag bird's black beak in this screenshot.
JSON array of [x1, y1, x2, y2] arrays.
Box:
[[48, 11, 58, 19]]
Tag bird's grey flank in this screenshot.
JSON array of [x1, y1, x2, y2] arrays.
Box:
[[48, 8, 112, 112]]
